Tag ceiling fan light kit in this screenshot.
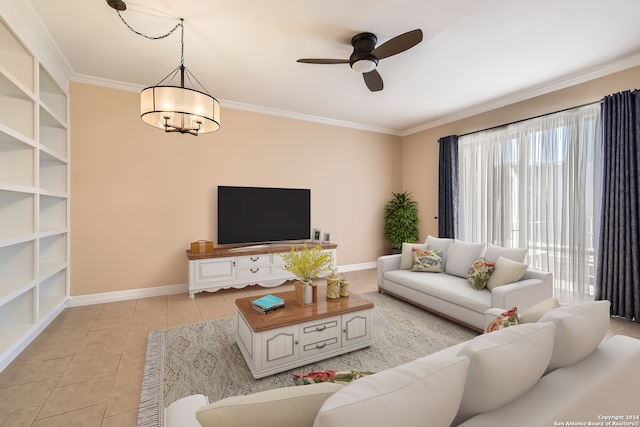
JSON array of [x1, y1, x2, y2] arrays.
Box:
[[106, 0, 220, 135], [297, 29, 423, 92]]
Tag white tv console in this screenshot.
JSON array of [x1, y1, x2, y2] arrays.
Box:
[[186, 242, 337, 299]]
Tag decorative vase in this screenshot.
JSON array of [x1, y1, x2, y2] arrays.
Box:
[[304, 281, 313, 304], [295, 280, 317, 305], [326, 274, 340, 299], [340, 277, 349, 297]]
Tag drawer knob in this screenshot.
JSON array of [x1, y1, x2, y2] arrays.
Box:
[[250, 268, 259, 273], [316, 343, 327, 349], [315, 326, 326, 332], [250, 256, 259, 262]]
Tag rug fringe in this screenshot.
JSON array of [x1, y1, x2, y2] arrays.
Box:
[[137, 330, 164, 427]]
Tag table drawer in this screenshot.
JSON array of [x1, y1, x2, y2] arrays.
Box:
[[301, 336, 340, 358], [300, 318, 340, 340]]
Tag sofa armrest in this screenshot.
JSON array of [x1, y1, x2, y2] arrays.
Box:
[[196, 383, 343, 427], [377, 254, 402, 288], [490, 269, 553, 312]]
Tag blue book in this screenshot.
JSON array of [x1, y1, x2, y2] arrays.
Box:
[[252, 294, 285, 310]]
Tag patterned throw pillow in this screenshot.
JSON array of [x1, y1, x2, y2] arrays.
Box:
[[467, 258, 496, 290], [293, 369, 374, 386], [484, 307, 519, 333], [411, 248, 444, 272]]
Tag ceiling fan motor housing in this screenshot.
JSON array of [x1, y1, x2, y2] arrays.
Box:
[[350, 32, 378, 72]]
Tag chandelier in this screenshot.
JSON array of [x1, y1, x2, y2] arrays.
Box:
[[107, 0, 220, 135]]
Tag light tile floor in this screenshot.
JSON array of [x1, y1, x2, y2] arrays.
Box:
[[1, 268, 639, 426]]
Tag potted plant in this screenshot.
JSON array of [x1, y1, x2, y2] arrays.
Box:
[[384, 191, 420, 253], [280, 245, 334, 304]]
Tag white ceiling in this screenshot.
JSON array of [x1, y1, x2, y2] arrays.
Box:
[[25, 0, 640, 135]]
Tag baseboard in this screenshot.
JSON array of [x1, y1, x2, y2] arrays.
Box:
[[66, 283, 189, 307], [66, 263, 376, 307]]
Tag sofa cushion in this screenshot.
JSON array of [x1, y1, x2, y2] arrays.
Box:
[[196, 383, 344, 427], [467, 258, 495, 290], [425, 235, 454, 265], [484, 306, 518, 333], [483, 244, 527, 263], [400, 242, 429, 269], [313, 355, 471, 427], [384, 269, 492, 313], [539, 300, 610, 373], [410, 248, 443, 272], [452, 322, 555, 425], [445, 241, 486, 278], [486, 256, 528, 290], [519, 297, 560, 323]]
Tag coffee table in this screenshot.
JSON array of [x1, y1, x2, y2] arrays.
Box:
[[235, 287, 374, 378]]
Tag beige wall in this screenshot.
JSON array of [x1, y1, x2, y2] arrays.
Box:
[[70, 83, 402, 296], [403, 65, 640, 241]]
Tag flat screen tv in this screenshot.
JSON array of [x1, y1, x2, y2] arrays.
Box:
[[217, 186, 311, 245]]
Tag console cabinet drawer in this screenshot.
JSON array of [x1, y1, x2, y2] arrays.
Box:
[[237, 255, 271, 268], [237, 266, 271, 280]]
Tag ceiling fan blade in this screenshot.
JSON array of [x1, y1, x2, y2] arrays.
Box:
[[297, 58, 350, 64], [363, 69, 383, 92], [371, 29, 423, 60]]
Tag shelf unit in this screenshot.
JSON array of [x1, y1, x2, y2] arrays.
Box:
[[0, 16, 69, 371]]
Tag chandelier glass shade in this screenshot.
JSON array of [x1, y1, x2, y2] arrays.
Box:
[[140, 68, 220, 135], [107, 1, 219, 135]]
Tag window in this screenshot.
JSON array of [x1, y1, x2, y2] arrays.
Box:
[[458, 105, 601, 302]]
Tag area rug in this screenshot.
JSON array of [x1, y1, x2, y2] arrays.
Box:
[[137, 291, 477, 427]]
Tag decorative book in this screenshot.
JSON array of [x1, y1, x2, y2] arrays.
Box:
[[252, 294, 285, 310]]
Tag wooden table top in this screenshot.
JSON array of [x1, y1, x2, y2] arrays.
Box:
[[236, 287, 374, 333]]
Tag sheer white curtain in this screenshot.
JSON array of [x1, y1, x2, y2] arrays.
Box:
[[458, 105, 601, 302]]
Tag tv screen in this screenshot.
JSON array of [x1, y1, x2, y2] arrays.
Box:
[[217, 186, 311, 245]]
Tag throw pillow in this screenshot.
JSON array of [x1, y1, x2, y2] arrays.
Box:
[[452, 322, 555, 425], [484, 306, 518, 333], [400, 242, 428, 270], [444, 240, 486, 278], [314, 355, 471, 427], [411, 248, 443, 272], [486, 256, 528, 290], [196, 382, 343, 427], [293, 369, 374, 386], [467, 258, 496, 290], [425, 235, 454, 264], [519, 297, 560, 323], [538, 300, 610, 373], [483, 244, 527, 263]]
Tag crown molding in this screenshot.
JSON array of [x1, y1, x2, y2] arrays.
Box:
[[70, 73, 403, 136], [402, 53, 640, 136]]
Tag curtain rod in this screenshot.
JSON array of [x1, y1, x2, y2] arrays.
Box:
[[458, 99, 602, 138]]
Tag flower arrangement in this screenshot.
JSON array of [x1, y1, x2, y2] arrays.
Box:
[[280, 244, 334, 282]]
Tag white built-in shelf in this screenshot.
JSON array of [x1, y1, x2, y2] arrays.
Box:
[[0, 15, 69, 372]]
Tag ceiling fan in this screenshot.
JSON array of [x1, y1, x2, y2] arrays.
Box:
[[297, 29, 423, 92]]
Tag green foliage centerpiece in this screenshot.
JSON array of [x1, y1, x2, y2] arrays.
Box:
[[280, 245, 334, 305]]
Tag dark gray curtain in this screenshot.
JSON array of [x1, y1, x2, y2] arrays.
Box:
[[595, 90, 640, 322], [438, 135, 459, 238]]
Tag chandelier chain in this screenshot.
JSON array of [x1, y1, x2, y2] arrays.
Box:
[[116, 10, 182, 40]]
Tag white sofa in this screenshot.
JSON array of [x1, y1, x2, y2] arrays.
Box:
[[166, 299, 640, 427], [377, 236, 553, 331]]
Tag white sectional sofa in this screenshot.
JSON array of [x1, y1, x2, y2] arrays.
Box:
[[377, 236, 553, 331], [166, 300, 640, 427]]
